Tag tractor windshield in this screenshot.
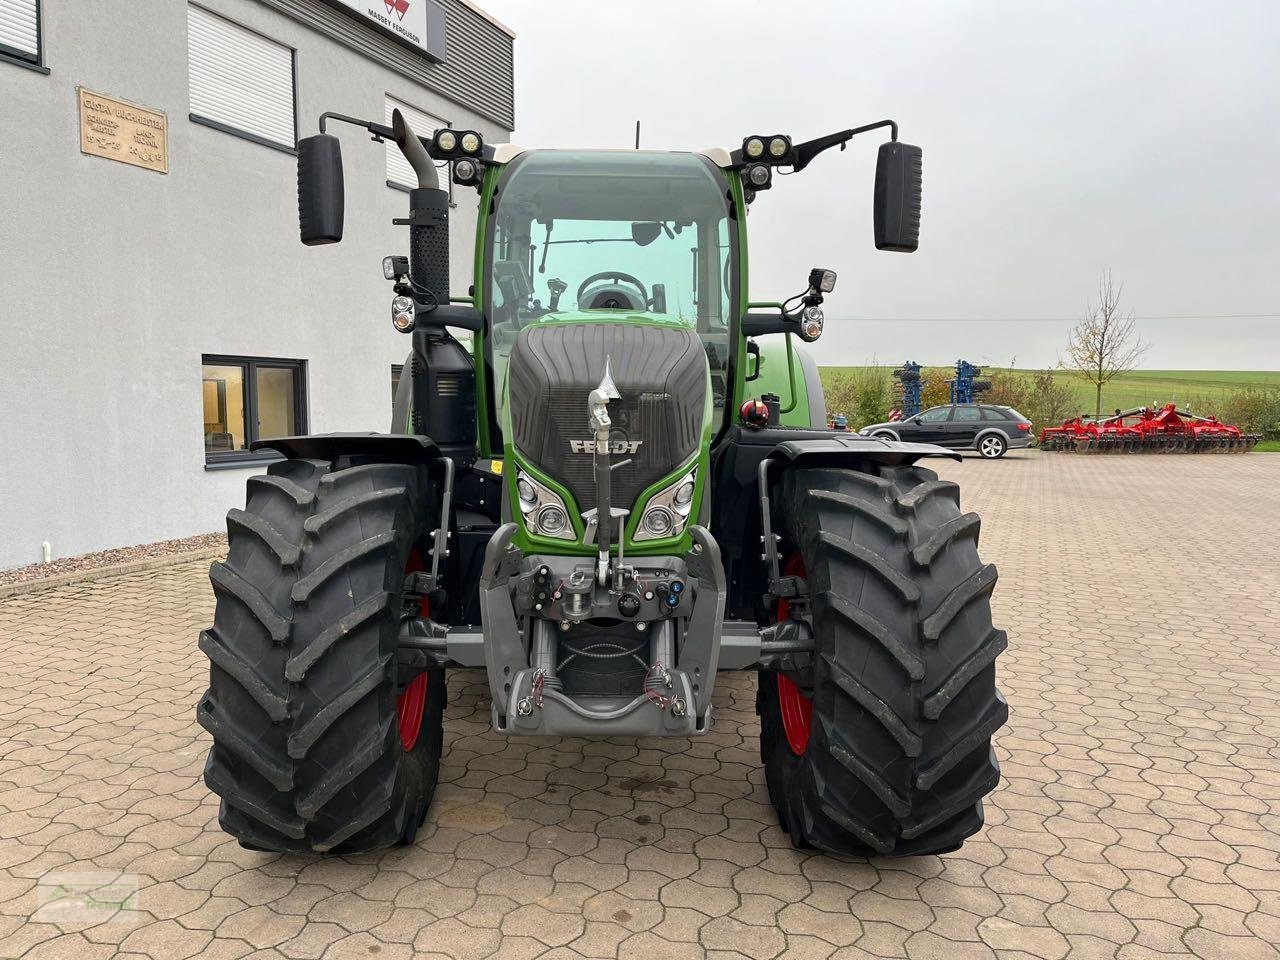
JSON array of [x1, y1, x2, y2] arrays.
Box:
[[486, 150, 737, 419]]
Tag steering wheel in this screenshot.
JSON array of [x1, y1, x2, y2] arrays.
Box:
[[576, 272, 648, 309]]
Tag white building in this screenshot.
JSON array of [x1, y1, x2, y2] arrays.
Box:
[[0, 0, 514, 569]]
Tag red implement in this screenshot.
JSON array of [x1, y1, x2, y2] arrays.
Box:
[[1039, 404, 1261, 453]]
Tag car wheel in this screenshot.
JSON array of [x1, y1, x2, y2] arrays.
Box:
[[873, 431, 898, 441], [978, 434, 1007, 459]]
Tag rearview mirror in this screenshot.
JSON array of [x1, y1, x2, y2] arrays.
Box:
[[873, 141, 922, 252], [631, 221, 662, 246], [297, 134, 345, 245]]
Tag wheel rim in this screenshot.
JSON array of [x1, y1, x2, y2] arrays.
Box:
[[398, 673, 428, 753], [775, 553, 813, 756], [981, 437, 1002, 457], [398, 550, 431, 752]]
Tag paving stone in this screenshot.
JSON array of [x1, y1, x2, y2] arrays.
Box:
[[2, 454, 1279, 959]]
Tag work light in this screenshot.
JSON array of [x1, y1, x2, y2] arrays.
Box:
[[453, 158, 481, 186], [746, 163, 771, 189], [809, 267, 837, 293], [743, 137, 765, 159], [382, 255, 408, 280], [435, 130, 457, 154], [768, 135, 790, 159], [459, 131, 482, 154]]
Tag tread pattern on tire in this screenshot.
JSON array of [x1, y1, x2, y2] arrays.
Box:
[[758, 464, 1008, 856], [199, 458, 445, 853]]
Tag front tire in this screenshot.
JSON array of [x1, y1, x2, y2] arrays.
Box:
[[198, 458, 445, 853], [977, 434, 1007, 459], [758, 465, 1008, 856]]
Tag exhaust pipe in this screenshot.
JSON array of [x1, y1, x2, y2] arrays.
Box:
[[391, 108, 438, 190], [391, 108, 449, 308]]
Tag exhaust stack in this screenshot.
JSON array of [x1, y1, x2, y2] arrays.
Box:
[[391, 108, 450, 310]]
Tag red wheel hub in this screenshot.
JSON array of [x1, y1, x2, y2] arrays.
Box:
[[775, 553, 812, 756], [397, 550, 431, 752]]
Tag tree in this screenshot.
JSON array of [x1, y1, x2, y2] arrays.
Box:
[[1026, 368, 1076, 428], [1063, 270, 1150, 417]]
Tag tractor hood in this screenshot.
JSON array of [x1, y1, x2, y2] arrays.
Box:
[[505, 320, 709, 524]]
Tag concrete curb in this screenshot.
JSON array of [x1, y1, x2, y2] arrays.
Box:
[[0, 548, 225, 600]]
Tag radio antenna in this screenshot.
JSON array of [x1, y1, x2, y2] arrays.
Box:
[[634, 120, 640, 149]]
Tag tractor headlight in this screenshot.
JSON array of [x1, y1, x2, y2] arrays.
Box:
[[634, 465, 697, 542], [743, 136, 765, 159], [515, 470, 575, 541], [640, 506, 675, 538], [391, 295, 415, 333], [535, 504, 569, 536]]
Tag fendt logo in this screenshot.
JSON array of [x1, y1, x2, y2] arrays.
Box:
[[384, 0, 409, 20], [569, 439, 643, 455]]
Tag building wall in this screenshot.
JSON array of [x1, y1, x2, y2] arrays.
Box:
[[0, 0, 513, 569]]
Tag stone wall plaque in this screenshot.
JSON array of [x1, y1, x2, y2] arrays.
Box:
[[78, 88, 169, 174]]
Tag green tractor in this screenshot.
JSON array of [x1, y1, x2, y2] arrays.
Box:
[[197, 110, 1008, 856]]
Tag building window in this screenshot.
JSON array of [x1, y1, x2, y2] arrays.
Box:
[[187, 4, 297, 152], [202, 356, 307, 463], [385, 95, 451, 199], [0, 0, 42, 68]]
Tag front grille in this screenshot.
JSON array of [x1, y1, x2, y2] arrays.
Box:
[[508, 323, 707, 514]]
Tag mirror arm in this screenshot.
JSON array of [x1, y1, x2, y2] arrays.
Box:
[[742, 309, 801, 337], [417, 303, 483, 333], [790, 119, 899, 173], [318, 111, 396, 143]]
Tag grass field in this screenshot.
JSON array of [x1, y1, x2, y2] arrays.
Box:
[[818, 367, 1280, 415]]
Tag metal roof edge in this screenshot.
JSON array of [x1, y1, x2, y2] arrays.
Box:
[[452, 0, 515, 39]]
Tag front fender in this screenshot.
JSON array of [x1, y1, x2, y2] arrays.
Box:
[[766, 434, 960, 468], [251, 432, 441, 464]]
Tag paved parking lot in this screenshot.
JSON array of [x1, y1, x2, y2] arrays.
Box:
[[2, 451, 1278, 960]]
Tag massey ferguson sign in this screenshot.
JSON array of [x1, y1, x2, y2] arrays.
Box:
[[325, 0, 448, 62]]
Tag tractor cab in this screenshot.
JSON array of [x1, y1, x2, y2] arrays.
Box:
[[483, 149, 738, 419]]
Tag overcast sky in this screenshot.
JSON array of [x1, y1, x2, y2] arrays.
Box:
[[480, 0, 1279, 369]]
